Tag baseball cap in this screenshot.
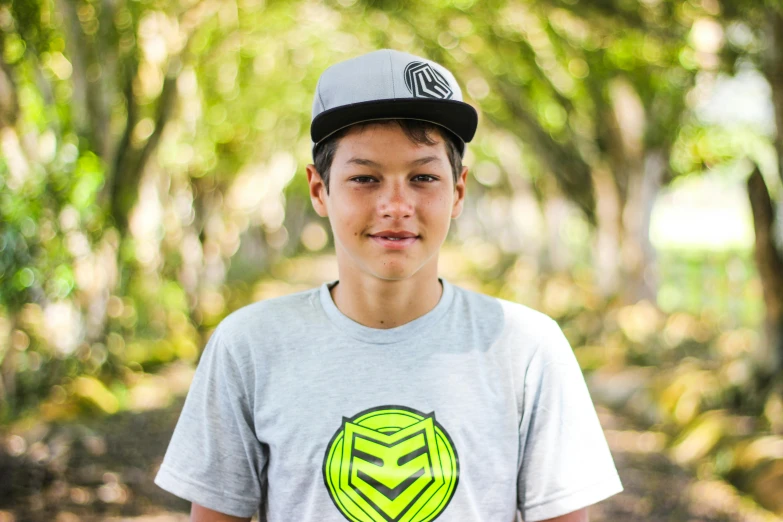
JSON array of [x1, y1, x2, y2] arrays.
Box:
[[311, 49, 478, 156]]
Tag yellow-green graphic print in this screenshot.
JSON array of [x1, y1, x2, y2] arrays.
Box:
[[323, 405, 459, 522]]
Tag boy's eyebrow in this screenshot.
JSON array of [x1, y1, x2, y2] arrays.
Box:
[[345, 156, 442, 168]]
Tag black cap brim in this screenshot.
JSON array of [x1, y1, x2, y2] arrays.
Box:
[[311, 98, 478, 154]]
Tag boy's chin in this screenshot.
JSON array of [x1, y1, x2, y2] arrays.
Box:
[[369, 268, 418, 281], [359, 263, 425, 282]]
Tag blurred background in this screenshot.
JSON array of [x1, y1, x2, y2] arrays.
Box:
[[1, 0, 783, 520]]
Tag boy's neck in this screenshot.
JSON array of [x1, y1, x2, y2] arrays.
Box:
[[329, 275, 444, 330]]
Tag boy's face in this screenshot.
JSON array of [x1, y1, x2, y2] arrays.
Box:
[[306, 123, 467, 284]]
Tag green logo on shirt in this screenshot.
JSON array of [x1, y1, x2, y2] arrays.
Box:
[[323, 405, 459, 522]]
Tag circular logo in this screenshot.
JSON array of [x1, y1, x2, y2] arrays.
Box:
[[404, 62, 454, 100], [323, 405, 459, 522]]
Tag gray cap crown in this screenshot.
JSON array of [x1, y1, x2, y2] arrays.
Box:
[[311, 49, 478, 155]]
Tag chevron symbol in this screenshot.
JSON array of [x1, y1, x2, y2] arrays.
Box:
[[344, 418, 440, 521], [404, 62, 453, 100]]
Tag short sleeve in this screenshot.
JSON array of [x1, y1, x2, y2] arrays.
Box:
[[517, 318, 623, 522], [154, 325, 266, 518]]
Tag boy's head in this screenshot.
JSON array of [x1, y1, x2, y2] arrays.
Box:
[[306, 49, 477, 283]]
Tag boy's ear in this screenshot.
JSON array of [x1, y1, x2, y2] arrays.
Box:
[[451, 165, 468, 219], [306, 164, 329, 218]]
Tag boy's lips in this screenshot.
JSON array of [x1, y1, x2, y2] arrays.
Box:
[[369, 233, 419, 249], [369, 230, 419, 239]]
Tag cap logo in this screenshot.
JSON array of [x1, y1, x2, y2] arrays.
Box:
[[404, 61, 453, 100]]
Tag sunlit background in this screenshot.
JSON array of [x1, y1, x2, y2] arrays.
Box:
[[1, 0, 783, 520]]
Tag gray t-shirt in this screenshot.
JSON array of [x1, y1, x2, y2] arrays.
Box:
[[154, 278, 622, 521]]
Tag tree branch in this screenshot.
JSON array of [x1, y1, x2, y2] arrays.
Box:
[[493, 78, 597, 226], [109, 70, 177, 235]]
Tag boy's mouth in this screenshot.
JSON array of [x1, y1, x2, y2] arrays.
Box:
[[368, 231, 419, 248], [369, 230, 419, 240]]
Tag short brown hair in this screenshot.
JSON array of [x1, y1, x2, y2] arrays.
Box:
[[312, 119, 463, 194]]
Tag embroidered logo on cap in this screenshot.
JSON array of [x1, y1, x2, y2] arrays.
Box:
[[404, 62, 453, 100]]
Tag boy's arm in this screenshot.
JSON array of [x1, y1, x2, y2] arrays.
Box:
[[539, 507, 588, 521], [191, 502, 252, 522]]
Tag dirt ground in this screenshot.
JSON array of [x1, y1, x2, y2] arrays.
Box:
[[0, 400, 780, 522]]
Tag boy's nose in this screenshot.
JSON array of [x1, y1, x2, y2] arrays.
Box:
[[378, 182, 414, 218]]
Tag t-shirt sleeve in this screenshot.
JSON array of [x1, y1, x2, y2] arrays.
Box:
[[517, 318, 623, 522], [154, 325, 266, 518]]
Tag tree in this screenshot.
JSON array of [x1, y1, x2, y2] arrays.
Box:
[[714, 0, 783, 373]]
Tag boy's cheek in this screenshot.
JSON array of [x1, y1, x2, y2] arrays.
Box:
[[332, 218, 360, 240]]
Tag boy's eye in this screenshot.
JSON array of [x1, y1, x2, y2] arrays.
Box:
[[350, 176, 377, 183], [413, 175, 438, 182]]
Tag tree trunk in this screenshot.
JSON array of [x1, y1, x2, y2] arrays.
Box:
[[747, 168, 783, 373], [591, 164, 622, 297], [0, 319, 18, 416], [753, 6, 783, 374], [57, 0, 110, 159], [594, 78, 663, 303], [0, 59, 19, 128], [620, 151, 665, 303]]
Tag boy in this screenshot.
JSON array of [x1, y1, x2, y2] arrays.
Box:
[[154, 49, 623, 522]]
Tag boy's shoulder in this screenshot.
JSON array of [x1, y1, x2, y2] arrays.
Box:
[[216, 284, 321, 338], [454, 283, 559, 333], [453, 284, 572, 362]]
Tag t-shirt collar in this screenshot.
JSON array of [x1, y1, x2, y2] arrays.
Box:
[[318, 278, 454, 345]]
